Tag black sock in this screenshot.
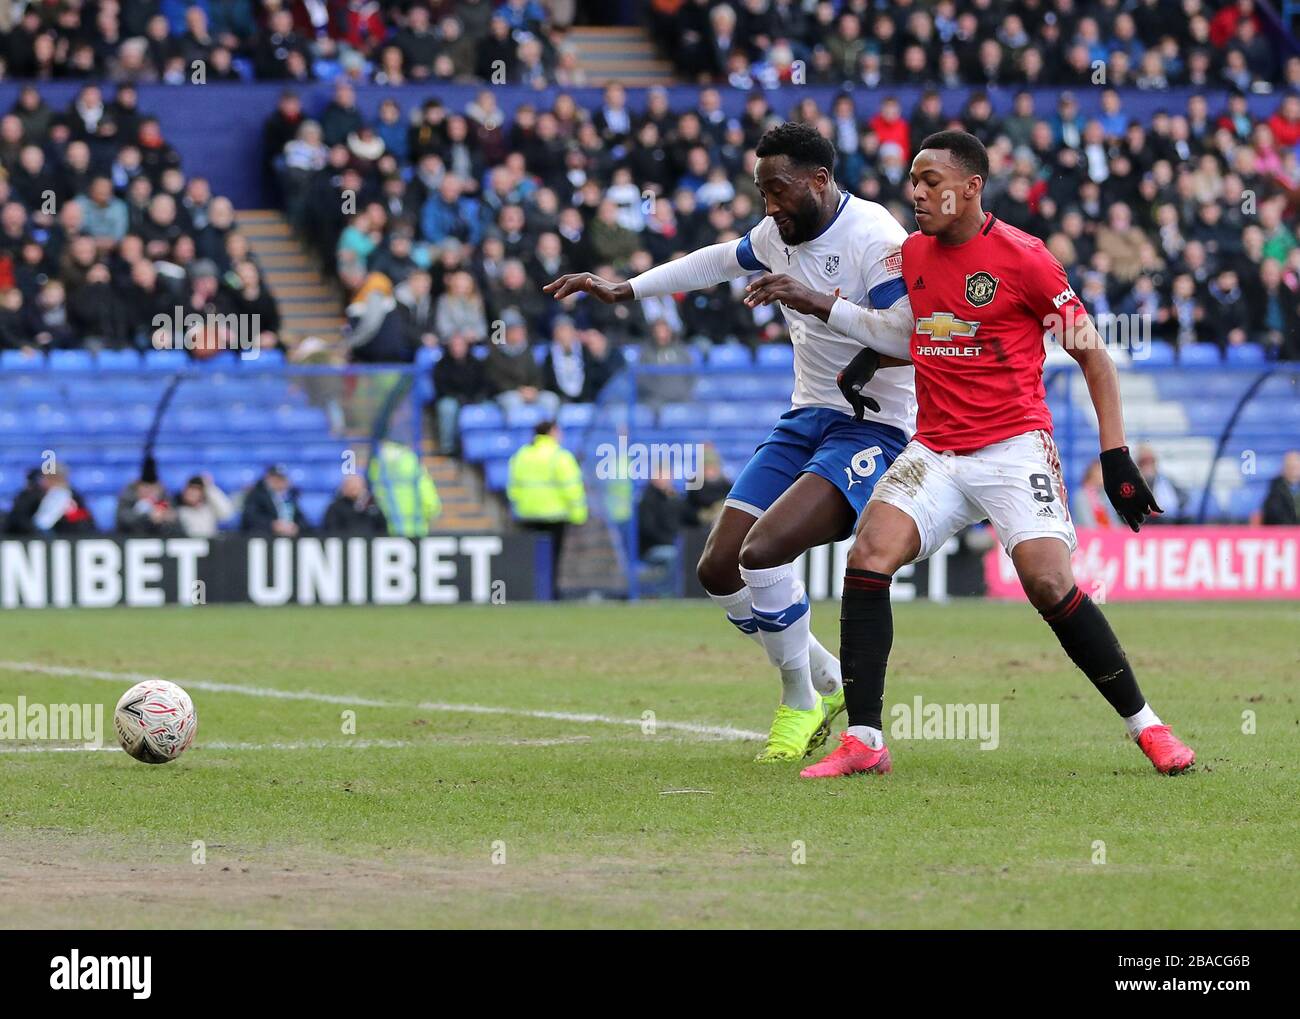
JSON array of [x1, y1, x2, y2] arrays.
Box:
[[841, 569, 893, 730], [1040, 586, 1146, 718]]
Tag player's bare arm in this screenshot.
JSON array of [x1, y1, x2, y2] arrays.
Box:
[[1061, 316, 1127, 451], [542, 272, 632, 303], [1062, 316, 1162, 530]]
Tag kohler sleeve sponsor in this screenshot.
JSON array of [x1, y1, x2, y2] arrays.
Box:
[[0, 535, 535, 607]]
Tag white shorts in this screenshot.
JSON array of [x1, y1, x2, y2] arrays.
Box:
[[869, 430, 1077, 562]]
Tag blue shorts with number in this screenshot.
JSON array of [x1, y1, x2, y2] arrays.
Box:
[[725, 407, 909, 540]]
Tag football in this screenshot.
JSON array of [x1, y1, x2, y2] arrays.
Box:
[[113, 681, 198, 765]]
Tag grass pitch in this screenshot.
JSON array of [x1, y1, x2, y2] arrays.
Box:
[[0, 600, 1295, 929]]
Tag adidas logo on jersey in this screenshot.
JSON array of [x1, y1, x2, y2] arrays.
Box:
[[1036, 505, 1056, 518], [913, 276, 926, 289]]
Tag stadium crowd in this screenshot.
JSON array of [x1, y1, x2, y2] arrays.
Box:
[[652, 0, 1290, 93], [0, 0, 577, 85], [0, 0, 1293, 94], [0, 82, 283, 353], [268, 78, 1300, 375], [2, 2, 1299, 531]]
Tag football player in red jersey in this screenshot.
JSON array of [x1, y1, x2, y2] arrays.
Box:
[[804, 131, 1196, 779]]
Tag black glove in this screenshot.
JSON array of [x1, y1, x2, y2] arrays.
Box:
[[1100, 446, 1162, 532], [836, 347, 881, 420]]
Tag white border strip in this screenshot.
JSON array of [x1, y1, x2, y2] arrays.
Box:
[[0, 660, 764, 743]]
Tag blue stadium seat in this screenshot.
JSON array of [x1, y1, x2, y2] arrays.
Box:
[[298, 442, 349, 463], [76, 465, 137, 495], [560, 430, 587, 453], [1179, 344, 1221, 366], [99, 444, 148, 465], [294, 465, 342, 492], [47, 350, 94, 371], [1181, 400, 1240, 432], [212, 465, 261, 491], [143, 349, 189, 371], [0, 411, 31, 435], [1257, 372, 1300, 399], [241, 348, 286, 367], [755, 344, 795, 368], [692, 376, 728, 399], [458, 403, 504, 431], [89, 495, 118, 531], [197, 352, 240, 371], [504, 403, 550, 429], [0, 350, 44, 371], [558, 403, 595, 428], [706, 403, 753, 428], [484, 457, 511, 491], [707, 343, 752, 368], [274, 406, 329, 431], [462, 430, 525, 463], [299, 491, 330, 525], [657, 403, 699, 428], [1155, 374, 1251, 400], [1137, 340, 1175, 367], [1225, 344, 1266, 366], [1238, 399, 1300, 428], [97, 349, 143, 371], [1225, 484, 1268, 522]]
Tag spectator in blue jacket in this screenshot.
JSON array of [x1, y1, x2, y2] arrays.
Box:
[[421, 175, 482, 247]]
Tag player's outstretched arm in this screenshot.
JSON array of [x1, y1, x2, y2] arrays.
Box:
[[1063, 316, 1162, 531], [546, 240, 750, 305], [542, 272, 632, 303]]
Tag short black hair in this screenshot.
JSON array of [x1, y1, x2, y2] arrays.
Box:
[[755, 122, 835, 175], [917, 130, 989, 181]]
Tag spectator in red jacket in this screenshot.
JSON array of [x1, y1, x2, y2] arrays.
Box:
[[337, 0, 388, 57], [1209, 0, 1263, 48], [869, 96, 911, 164], [1267, 95, 1300, 151]]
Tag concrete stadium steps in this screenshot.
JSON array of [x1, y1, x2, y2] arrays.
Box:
[[421, 451, 498, 532], [236, 209, 345, 348], [567, 26, 676, 85], [556, 518, 625, 597]]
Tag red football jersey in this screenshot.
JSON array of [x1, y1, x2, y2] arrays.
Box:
[[902, 213, 1089, 453]]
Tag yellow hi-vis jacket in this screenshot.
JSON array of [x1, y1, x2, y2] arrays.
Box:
[[368, 440, 441, 536], [507, 434, 588, 525]]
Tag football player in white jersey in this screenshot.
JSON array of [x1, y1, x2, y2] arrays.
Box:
[[545, 123, 915, 762]]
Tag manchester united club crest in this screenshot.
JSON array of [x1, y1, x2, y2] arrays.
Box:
[[965, 271, 999, 307], [825, 254, 840, 276]]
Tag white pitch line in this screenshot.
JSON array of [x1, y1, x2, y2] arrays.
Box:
[[0, 737, 595, 754], [0, 660, 765, 743], [0, 739, 413, 754]]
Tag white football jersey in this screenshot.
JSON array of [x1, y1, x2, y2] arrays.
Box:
[[740, 193, 917, 437]]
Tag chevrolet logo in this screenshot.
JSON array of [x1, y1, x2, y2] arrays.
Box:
[[915, 313, 980, 339]]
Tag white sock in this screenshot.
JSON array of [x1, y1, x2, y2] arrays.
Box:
[[808, 633, 842, 696], [740, 563, 818, 711], [1123, 703, 1162, 739], [707, 587, 764, 648], [847, 725, 884, 750]]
